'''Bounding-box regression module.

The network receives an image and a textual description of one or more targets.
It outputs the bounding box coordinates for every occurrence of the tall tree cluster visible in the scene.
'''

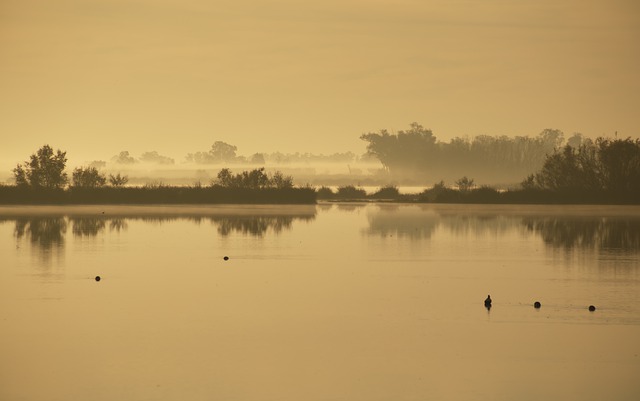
[13,145,68,188]
[532,138,640,194]
[360,124,569,183]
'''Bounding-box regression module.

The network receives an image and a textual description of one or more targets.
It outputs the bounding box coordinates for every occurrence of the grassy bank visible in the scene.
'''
[0,185,317,205]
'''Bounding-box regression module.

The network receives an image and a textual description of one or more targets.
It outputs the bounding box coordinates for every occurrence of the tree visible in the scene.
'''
[269,171,293,189]
[336,185,367,198]
[360,123,438,176]
[88,160,107,169]
[534,143,600,191]
[520,174,537,190]
[214,168,292,189]
[72,167,107,188]
[210,141,238,162]
[186,141,239,164]
[109,173,129,187]
[216,168,235,187]
[531,137,640,194]
[111,151,137,164]
[140,151,175,165]
[239,168,269,189]
[13,145,68,188]
[538,128,565,152]
[455,176,474,192]
[597,138,640,193]
[250,153,266,164]
[566,133,584,149]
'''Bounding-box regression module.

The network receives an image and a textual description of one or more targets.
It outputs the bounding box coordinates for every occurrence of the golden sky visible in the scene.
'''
[1,0,639,163]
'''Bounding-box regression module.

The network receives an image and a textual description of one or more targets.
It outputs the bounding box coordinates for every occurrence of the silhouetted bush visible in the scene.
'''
[335,185,367,199]
[316,186,335,199]
[72,167,107,188]
[370,185,400,199]
[466,186,501,203]
[214,168,293,189]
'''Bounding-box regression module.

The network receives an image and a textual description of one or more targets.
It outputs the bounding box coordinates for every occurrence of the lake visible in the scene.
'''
[1,204,639,401]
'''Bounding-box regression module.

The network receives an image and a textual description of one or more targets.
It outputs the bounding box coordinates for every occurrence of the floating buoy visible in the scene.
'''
[534,301,541,308]
[484,295,492,307]
[223,256,229,261]
[588,305,596,312]
[95,276,101,282]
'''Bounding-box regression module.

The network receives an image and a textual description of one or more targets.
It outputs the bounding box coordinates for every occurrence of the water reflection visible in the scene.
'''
[366,206,439,239]
[1,208,316,253]
[71,217,107,237]
[365,205,520,239]
[365,205,640,254]
[523,217,640,252]
[211,215,308,236]
[335,203,367,212]
[109,218,128,232]
[13,217,67,251]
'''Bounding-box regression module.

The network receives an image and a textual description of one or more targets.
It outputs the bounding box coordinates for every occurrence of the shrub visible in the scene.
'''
[336,185,367,199]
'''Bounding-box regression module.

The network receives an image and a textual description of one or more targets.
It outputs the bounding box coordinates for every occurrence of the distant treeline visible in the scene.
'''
[185,142,360,165]
[361,123,574,183]
[102,142,363,167]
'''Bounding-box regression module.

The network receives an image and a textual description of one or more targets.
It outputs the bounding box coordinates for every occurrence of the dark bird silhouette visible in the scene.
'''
[484,295,492,307]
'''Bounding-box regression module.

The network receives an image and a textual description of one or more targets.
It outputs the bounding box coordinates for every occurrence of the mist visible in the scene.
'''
[0,125,617,192]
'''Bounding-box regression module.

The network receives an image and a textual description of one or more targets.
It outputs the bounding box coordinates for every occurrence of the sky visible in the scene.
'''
[1,0,639,165]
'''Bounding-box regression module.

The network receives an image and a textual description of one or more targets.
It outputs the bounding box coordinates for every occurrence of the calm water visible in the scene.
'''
[1,204,639,401]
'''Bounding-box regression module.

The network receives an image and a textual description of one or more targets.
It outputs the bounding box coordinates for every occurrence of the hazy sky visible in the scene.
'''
[1,0,639,164]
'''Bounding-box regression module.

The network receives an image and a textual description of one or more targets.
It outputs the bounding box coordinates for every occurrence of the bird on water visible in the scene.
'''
[484,295,492,307]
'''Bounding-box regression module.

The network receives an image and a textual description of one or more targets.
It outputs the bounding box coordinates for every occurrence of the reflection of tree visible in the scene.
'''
[366,207,439,239]
[212,215,314,236]
[14,217,67,251]
[438,213,520,237]
[124,214,314,236]
[336,203,367,212]
[365,207,640,254]
[71,217,107,237]
[109,218,128,232]
[524,217,640,252]
[4,210,316,250]
[366,206,521,240]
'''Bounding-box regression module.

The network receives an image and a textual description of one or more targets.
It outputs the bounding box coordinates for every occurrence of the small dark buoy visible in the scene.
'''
[223,256,229,261]
[95,276,101,282]
[534,301,541,309]
[484,295,492,307]
[588,305,596,312]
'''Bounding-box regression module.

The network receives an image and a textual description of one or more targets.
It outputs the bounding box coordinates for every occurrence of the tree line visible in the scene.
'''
[5,128,640,204]
[3,145,316,205]
[13,145,129,188]
[9,145,301,191]
[100,142,361,167]
[360,123,574,183]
